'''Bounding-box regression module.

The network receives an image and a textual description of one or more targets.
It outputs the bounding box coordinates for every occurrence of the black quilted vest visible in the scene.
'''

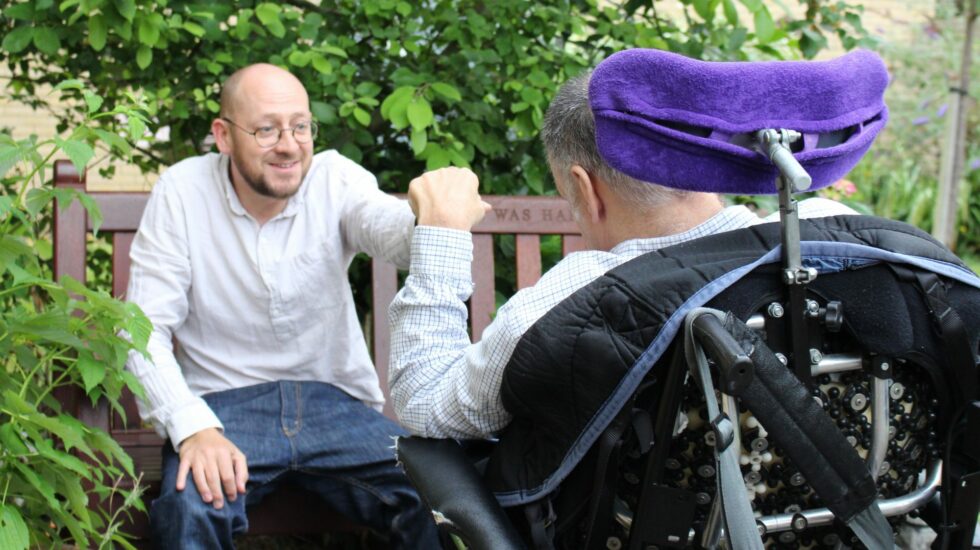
[484,215,980,505]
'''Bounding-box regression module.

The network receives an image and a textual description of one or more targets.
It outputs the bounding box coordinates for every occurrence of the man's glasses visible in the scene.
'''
[221,117,318,148]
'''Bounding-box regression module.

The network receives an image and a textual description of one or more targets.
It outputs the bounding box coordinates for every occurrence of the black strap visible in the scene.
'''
[583,408,630,550]
[891,266,977,411]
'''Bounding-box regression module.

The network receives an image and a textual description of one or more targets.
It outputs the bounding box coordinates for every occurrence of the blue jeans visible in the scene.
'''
[149,381,439,549]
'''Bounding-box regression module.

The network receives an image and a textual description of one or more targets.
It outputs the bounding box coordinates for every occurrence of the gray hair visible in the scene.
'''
[540,71,685,208]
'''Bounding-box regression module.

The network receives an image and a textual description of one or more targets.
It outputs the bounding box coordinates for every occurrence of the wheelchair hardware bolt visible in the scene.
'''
[779,531,797,544]
[879,461,891,476]
[606,536,622,550]
[696,492,712,505]
[890,382,905,400]
[697,464,716,478]
[791,513,808,532]
[881,361,890,372]
[775,353,788,366]
[889,425,897,440]
[757,522,767,536]
[744,471,762,484]
[846,435,858,446]
[624,472,640,484]
[704,432,716,446]
[665,458,681,470]
[806,300,820,316]
[751,437,769,452]
[784,503,802,514]
[850,393,867,411]
[767,303,784,318]
[789,473,806,486]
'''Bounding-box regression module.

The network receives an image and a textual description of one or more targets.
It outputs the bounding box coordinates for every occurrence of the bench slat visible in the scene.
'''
[470,234,496,340]
[516,234,542,289]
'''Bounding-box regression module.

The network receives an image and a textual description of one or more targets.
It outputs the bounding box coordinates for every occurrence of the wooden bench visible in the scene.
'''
[51,160,583,541]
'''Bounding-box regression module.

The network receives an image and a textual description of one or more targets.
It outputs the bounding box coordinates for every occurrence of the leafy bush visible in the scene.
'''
[0,83,151,549]
[835,3,980,257]
[1,0,871,193]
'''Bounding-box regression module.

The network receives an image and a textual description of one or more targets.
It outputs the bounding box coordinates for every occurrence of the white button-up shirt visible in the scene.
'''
[126,151,414,449]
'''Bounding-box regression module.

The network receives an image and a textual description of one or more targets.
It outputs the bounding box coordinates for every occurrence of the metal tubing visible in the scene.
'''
[868,377,891,480]
[811,353,863,375]
[688,461,943,542]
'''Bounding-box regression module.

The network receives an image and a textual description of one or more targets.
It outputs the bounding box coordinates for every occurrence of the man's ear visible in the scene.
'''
[211,118,232,155]
[570,164,604,224]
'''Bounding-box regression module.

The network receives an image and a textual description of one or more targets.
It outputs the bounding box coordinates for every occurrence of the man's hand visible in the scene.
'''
[408,167,492,231]
[176,428,248,509]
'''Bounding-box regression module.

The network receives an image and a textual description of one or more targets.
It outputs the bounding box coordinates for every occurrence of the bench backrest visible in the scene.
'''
[52,159,583,451]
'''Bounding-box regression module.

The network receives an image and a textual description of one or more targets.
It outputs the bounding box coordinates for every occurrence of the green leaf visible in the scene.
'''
[36,439,92,480]
[89,14,108,51]
[33,26,61,54]
[136,45,152,69]
[1,26,34,54]
[693,0,714,21]
[4,2,34,20]
[410,128,427,155]
[739,0,762,11]
[25,188,55,217]
[288,49,311,67]
[406,98,434,131]
[321,44,348,58]
[183,21,206,37]
[0,505,29,550]
[0,424,29,455]
[83,90,104,114]
[527,70,550,88]
[355,81,382,98]
[138,16,161,45]
[425,145,450,170]
[53,79,84,92]
[12,461,59,508]
[311,54,332,75]
[128,115,147,140]
[753,7,776,44]
[431,82,461,102]
[352,107,371,127]
[722,0,739,25]
[396,1,411,16]
[55,137,95,175]
[114,0,137,21]
[77,352,107,393]
[0,143,22,178]
[93,128,133,156]
[255,3,285,37]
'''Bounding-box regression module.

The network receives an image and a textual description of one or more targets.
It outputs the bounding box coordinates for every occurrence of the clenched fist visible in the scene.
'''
[408,167,492,231]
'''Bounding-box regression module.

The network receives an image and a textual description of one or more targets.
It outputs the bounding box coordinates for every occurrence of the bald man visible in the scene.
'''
[125,64,438,548]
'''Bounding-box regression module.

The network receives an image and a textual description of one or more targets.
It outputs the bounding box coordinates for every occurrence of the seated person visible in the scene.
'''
[125,63,438,548]
[388,61,855,440]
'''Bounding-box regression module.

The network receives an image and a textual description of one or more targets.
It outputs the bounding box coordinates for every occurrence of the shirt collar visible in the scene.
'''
[609,204,760,257]
[218,154,307,220]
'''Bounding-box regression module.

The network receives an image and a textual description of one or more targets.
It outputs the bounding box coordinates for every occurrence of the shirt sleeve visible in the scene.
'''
[124,178,223,451]
[388,226,610,439]
[338,157,415,269]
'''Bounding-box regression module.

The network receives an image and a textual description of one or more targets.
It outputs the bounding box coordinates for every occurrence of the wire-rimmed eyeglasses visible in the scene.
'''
[221,117,318,148]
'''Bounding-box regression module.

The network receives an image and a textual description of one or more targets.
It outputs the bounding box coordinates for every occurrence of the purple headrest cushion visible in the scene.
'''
[590,48,889,194]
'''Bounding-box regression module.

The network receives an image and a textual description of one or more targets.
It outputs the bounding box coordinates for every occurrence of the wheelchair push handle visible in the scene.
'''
[691,313,755,396]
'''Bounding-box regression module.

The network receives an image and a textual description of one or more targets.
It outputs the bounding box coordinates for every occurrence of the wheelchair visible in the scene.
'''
[396,49,980,550]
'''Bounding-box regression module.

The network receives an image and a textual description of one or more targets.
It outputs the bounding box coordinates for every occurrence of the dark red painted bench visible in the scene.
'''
[52,159,583,540]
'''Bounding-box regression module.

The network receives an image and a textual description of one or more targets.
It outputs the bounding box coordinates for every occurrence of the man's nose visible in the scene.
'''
[272,129,300,153]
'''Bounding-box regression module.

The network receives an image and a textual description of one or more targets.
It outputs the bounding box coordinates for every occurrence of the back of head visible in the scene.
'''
[541,72,687,209]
